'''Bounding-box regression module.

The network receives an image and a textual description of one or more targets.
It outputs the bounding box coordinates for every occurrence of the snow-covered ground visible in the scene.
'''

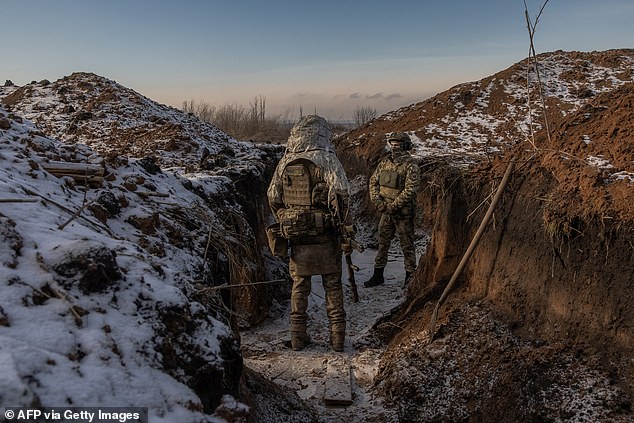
[0,106,243,422]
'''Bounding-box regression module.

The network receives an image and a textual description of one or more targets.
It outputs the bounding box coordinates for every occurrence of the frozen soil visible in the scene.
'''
[377,297,633,422]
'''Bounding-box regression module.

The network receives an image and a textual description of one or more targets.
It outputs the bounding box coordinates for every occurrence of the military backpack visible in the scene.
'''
[278,158,334,241]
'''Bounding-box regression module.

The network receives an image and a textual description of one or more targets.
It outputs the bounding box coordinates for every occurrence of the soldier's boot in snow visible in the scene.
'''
[330,331,345,352]
[290,331,311,351]
[363,267,385,288]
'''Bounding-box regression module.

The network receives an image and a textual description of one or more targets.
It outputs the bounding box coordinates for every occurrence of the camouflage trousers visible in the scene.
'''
[374,212,417,272]
[288,260,346,336]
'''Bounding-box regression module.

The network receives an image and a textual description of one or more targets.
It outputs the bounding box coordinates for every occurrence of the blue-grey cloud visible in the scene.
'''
[386,93,402,100]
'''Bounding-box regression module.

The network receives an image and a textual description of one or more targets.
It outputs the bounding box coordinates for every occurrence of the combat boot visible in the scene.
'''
[330,331,345,352]
[364,267,385,287]
[290,331,311,351]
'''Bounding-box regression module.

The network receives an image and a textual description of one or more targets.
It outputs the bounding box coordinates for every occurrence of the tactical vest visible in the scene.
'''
[278,159,334,241]
[282,160,316,207]
[378,168,405,201]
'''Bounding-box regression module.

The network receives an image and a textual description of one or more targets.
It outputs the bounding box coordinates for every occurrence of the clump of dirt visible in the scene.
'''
[53,246,122,294]
[0,213,22,269]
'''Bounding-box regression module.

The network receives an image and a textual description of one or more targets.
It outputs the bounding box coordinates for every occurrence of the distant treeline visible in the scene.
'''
[181,97,375,143]
[182,96,291,143]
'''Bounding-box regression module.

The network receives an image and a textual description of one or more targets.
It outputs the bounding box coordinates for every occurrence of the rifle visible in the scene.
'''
[340,224,364,303]
[345,251,359,302]
[332,194,364,302]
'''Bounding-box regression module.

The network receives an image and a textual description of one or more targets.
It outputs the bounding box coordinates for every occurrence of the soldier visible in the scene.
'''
[267,115,352,352]
[364,132,420,287]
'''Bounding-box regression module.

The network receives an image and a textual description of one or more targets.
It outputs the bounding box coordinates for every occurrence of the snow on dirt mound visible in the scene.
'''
[538,81,634,224]
[1,71,282,323]
[337,49,634,172]
[0,106,251,421]
[0,72,263,171]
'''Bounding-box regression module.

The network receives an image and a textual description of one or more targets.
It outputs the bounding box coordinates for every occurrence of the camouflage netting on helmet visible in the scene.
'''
[267,115,350,207]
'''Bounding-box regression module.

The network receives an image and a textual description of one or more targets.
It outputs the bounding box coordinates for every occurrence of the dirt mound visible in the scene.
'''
[0,72,261,171]
[334,50,634,421]
[335,49,634,175]
[1,74,285,419]
[1,73,284,326]
[539,82,634,224]
[0,105,246,419]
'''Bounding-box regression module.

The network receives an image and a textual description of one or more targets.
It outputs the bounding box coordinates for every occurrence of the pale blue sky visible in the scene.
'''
[2,1,633,120]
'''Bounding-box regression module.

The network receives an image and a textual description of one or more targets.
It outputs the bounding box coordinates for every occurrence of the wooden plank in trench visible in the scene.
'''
[323,356,353,406]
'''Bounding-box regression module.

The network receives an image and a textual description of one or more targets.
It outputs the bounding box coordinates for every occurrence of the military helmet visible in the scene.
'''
[386,132,412,150]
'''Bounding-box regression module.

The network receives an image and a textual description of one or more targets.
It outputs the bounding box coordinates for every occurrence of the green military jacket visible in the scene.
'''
[369,152,420,211]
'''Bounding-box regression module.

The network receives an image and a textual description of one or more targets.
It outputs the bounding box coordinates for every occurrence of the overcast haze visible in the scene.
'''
[2,0,633,120]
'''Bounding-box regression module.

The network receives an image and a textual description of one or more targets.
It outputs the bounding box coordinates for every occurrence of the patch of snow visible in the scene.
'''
[586,155,614,169]
[610,170,634,184]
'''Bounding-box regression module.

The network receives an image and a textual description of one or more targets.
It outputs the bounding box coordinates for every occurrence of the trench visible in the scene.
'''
[230,162,430,420]
[226,149,633,421]
[370,162,634,421]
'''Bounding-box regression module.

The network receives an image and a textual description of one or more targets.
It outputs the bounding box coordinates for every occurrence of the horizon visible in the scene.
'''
[2,0,633,120]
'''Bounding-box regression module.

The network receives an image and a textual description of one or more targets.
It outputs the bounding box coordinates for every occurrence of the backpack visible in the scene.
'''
[278,158,334,240]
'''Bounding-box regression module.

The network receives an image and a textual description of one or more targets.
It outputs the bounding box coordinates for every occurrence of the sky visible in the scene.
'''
[2,0,633,121]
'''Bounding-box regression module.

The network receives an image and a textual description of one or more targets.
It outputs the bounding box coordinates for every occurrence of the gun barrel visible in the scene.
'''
[345,253,359,303]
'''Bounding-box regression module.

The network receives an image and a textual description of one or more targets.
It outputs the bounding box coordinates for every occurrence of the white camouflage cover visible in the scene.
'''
[267,115,350,209]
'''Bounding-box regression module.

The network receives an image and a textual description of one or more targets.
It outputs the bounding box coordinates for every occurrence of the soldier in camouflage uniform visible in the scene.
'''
[267,115,352,352]
[364,132,420,287]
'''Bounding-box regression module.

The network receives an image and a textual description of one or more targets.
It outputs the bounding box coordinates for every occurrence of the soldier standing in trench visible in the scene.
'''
[267,115,353,352]
[364,132,420,287]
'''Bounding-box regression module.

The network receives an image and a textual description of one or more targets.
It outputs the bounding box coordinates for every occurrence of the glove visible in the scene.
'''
[341,242,353,254]
[375,201,387,213]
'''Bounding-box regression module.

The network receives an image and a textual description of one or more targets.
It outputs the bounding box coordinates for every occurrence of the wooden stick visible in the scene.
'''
[42,161,104,175]
[58,201,93,230]
[0,198,39,203]
[425,157,516,344]
[19,185,116,237]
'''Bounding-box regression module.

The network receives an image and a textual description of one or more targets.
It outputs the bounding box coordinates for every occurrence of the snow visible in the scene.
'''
[610,170,634,184]
[586,155,614,169]
[2,50,633,421]
[0,105,240,421]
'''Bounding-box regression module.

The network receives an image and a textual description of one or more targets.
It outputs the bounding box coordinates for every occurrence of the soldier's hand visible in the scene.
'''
[341,242,353,254]
[376,201,387,213]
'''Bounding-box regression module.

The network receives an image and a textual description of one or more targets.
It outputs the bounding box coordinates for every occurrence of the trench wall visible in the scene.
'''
[416,169,634,353]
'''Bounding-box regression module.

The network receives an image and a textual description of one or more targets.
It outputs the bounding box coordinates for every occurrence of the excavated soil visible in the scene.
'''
[333,51,634,422]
